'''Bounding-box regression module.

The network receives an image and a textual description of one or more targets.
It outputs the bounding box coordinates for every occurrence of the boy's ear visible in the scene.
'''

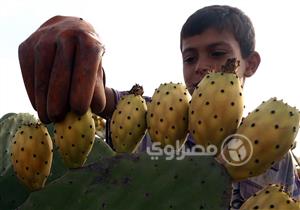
[244,51,261,77]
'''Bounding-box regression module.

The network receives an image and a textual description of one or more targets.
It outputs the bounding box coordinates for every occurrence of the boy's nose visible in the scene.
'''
[194,63,213,75]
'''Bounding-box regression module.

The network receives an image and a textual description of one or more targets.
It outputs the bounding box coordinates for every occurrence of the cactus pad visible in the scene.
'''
[20,154,232,210]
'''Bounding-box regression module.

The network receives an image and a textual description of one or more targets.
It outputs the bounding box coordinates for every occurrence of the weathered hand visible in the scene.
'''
[18,16,106,123]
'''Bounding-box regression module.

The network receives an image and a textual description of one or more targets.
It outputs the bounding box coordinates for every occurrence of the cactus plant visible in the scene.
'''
[147,82,190,149]
[54,108,96,168]
[0,113,37,176]
[19,153,232,210]
[222,98,300,180]
[240,184,300,209]
[189,58,244,154]
[11,123,53,191]
[111,84,147,153]
[0,167,30,210]
[0,112,114,210]
[0,113,37,209]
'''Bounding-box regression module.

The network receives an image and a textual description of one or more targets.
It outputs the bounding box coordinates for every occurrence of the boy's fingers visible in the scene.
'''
[18,41,36,111]
[91,65,106,115]
[70,32,104,115]
[47,34,75,122]
[34,39,56,124]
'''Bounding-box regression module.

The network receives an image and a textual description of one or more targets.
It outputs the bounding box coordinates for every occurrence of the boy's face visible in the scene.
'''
[181,28,257,95]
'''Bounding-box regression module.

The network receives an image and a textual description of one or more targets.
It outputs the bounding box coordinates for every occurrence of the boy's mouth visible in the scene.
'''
[186,75,206,91]
[188,83,198,89]
[186,83,199,95]
[186,71,211,94]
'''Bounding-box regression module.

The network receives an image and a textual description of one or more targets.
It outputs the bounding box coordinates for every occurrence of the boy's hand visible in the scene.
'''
[18,16,106,123]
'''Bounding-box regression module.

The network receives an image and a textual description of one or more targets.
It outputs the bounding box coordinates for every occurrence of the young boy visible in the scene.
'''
[18,5,300,209]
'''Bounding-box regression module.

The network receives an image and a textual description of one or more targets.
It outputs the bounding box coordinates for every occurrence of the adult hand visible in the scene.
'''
[19,16,106,123]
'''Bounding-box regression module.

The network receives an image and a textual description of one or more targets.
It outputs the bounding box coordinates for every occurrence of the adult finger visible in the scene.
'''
[70,31,104,115]
[91,65,106,114]
[18,40,36,111]
[34,39,56,123]
[47,33,76,122]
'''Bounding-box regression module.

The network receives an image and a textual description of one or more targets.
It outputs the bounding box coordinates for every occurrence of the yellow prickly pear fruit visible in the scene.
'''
[92,113,106,139]
[189,58,244,154]
[147,82,190,149]
[11,123,53,191]
[222,98,299,180]
[111,84,147,153]
[54,108,95,168]
[240,184,300,209]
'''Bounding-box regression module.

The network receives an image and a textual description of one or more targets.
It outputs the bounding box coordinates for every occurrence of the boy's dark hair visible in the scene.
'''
[180,5,255,58]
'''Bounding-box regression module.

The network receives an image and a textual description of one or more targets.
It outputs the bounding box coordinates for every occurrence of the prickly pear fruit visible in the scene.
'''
[240,184,300,209]
[222,98,299,180]
[11,123,53,191]
[111,84,147,153]
[147,82,190,148]
[92,113,106,139]
[189,58,244,154]
[0,113,37,176]
[54,108,95,168]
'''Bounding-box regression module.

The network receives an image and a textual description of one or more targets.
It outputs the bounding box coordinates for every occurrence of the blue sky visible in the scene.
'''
[1,0,300,155]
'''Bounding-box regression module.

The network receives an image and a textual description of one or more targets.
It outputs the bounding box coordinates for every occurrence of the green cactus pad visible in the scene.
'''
[0,167,30,210]
[19,154,232,210]
[0,113,17,123]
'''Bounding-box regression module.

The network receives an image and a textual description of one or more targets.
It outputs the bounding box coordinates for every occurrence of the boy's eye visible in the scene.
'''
[183,56,196,64]
[210,51,226,57]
